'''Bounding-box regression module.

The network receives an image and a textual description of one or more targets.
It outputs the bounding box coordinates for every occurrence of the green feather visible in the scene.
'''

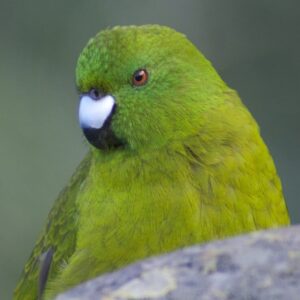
[14,154,91,300]
[14,25,289,300]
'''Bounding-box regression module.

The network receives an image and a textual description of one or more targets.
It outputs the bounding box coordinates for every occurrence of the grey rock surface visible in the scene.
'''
[56,225,300,300]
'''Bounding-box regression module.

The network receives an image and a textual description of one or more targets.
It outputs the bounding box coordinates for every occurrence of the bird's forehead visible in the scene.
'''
[76,26,188,91]
[89,29,153,62]
[79,30,144,73]
[82,25,182,63]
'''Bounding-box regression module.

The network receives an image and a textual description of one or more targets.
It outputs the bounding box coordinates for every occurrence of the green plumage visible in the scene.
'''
[14,25,289,300]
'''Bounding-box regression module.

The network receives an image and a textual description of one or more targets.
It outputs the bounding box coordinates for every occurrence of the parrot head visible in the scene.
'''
[76,25,226,151]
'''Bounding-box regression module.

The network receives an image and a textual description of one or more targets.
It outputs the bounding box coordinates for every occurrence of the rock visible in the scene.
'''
[56,225,300,300]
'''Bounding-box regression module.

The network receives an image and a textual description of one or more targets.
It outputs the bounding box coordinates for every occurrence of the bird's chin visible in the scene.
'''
[82,127,124,151]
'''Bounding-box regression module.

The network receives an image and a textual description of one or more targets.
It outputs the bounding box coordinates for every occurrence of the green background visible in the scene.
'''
[0,1,299,299]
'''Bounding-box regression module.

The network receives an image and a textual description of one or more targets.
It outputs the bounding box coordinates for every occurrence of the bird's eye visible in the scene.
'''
[89,88,101,100]
[132,69,148,87]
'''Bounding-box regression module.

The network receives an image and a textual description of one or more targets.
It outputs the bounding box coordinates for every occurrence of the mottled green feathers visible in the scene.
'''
[14,25,289,300]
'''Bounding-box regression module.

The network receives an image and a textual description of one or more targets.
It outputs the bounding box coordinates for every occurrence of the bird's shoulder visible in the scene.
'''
[14,152,92,300]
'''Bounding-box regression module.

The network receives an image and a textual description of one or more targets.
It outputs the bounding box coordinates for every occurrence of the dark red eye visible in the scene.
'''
[132,69,148,86]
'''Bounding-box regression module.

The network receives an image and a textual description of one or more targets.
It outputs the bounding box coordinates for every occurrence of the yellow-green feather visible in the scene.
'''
[14,25,289,300]
[14,154,91,300]
[46,89,288,298]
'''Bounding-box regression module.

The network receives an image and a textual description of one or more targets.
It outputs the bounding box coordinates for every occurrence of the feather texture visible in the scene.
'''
[14,25,289,300]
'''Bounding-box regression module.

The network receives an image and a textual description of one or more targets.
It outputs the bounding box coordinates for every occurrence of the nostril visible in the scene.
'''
[89,88,103,100]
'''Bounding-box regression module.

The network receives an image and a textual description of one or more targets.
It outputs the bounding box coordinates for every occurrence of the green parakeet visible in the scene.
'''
[14,25,290,300]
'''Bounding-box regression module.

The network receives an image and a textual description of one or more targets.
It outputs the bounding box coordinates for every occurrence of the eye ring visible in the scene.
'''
[132,69,148,87]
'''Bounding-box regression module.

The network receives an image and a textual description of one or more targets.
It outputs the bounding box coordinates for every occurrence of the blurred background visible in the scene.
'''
[0,0,299,299]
